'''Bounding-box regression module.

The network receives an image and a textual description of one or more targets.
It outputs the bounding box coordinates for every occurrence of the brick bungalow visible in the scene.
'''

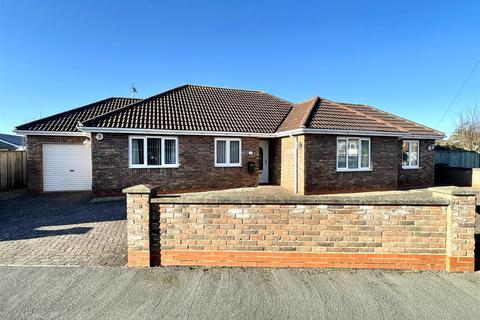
[15,84,444,194]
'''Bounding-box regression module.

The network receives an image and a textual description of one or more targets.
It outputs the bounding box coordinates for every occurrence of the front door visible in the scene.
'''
[259,140,269,184]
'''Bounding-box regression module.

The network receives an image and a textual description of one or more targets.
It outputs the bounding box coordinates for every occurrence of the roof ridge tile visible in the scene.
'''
[185,84,263,93]
[300,96,319,128]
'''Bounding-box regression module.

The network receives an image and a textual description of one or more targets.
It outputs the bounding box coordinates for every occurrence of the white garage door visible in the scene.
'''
[43,144,92,192]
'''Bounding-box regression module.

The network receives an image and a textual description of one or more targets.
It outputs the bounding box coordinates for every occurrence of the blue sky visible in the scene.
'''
[1,0,479,136]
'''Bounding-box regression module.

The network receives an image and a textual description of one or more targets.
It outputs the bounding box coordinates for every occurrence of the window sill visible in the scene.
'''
[129,165,180,169]
[336,168,372,172]
[215,164,242,168]
[402,166,421,170]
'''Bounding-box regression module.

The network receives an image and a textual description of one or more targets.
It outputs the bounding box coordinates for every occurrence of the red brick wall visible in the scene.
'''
[25,135,87,191]
[91,133,260,193]
[398,139,435,189]
[303,135,399,194]
[157,203,447,256]
[125,187,476,272]
[268,138,281,185]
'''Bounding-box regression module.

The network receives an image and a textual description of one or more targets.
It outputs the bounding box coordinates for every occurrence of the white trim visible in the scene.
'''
[128,136,179,169]
[79,126,444,140]
[336,137,371,172]
[402,140,420,169]
[402,166,421,170]
[284,129,444,140]
[214,138,242,167]
[14,130,88,137]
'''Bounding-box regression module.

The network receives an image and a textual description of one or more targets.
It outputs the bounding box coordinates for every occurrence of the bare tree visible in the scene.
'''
[448,106,480,152]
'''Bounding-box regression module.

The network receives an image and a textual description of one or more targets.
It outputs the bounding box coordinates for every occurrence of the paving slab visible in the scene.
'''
[0,193,126,266]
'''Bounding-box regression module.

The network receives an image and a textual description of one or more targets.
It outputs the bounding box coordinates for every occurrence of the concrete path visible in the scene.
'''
[0,193,126,266]
[1,266,479,320]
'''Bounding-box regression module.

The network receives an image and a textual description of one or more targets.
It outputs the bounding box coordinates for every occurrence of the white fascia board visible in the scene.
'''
[14,130,88,137]
[78,126,444,140]
[406,135,445,140]
[276,129,444,140]
[279,128,403,137]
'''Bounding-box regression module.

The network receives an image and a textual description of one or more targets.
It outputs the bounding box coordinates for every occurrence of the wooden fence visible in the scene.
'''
[0,151,27,191]
[435,150,480,168]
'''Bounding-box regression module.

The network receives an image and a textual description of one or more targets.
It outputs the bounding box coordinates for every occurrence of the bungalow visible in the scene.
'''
[15,84,444,194]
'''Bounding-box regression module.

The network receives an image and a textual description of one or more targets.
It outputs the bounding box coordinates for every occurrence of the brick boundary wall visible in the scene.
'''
[124,185,155,267]
[123,186,476,272]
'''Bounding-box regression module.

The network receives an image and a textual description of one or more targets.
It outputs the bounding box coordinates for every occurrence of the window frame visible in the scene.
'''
[336,137,371,172]
[402,140,420,169]
[214,137,242,167]
[128,136,179,168]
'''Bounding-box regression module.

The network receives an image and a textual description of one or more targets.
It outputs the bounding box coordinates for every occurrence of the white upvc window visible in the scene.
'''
[215,138,242,167]
[336,137,371,171]
[402,140,420,169]
[129,136,179,168]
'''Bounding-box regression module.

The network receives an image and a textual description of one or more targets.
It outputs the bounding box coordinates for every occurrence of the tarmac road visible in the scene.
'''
[0,266,479,320]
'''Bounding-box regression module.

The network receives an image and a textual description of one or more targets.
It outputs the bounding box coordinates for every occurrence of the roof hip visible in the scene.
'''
[322,98,408,133]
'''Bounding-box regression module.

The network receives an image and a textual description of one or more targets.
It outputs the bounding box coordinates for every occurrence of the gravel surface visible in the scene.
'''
[0,266,479,320]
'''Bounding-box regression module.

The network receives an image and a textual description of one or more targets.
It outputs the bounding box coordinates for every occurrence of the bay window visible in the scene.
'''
[337,137,371,171]
[215,138,241,167]
[129,136,178,168]
[402,140,419,168]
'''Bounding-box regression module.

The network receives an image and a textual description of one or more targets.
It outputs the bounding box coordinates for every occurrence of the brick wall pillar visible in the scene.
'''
[431,187,476,272]
[123,184,157,267]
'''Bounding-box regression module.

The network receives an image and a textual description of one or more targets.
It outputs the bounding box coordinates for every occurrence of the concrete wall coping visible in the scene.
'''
[150,195,450,206]
[122,184,159,194]
[428,186,477,196]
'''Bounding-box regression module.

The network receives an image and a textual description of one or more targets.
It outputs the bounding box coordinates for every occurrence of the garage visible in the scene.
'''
[42,144,92,192]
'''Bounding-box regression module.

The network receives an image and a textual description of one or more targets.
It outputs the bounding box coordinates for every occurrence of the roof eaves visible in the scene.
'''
[359,102,445,137]
[15,97,118,131]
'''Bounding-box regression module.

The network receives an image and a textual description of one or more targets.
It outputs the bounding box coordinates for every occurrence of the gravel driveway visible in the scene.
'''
[0,266,479,320]
[0,193,126,266]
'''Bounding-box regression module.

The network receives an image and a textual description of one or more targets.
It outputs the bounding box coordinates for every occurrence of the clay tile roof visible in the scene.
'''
[276,97,443,138]
[16,97,141,132]
[82,85,295,133]
[277,97,318,132]
[336,102,444,137]
[16,85,442,139]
